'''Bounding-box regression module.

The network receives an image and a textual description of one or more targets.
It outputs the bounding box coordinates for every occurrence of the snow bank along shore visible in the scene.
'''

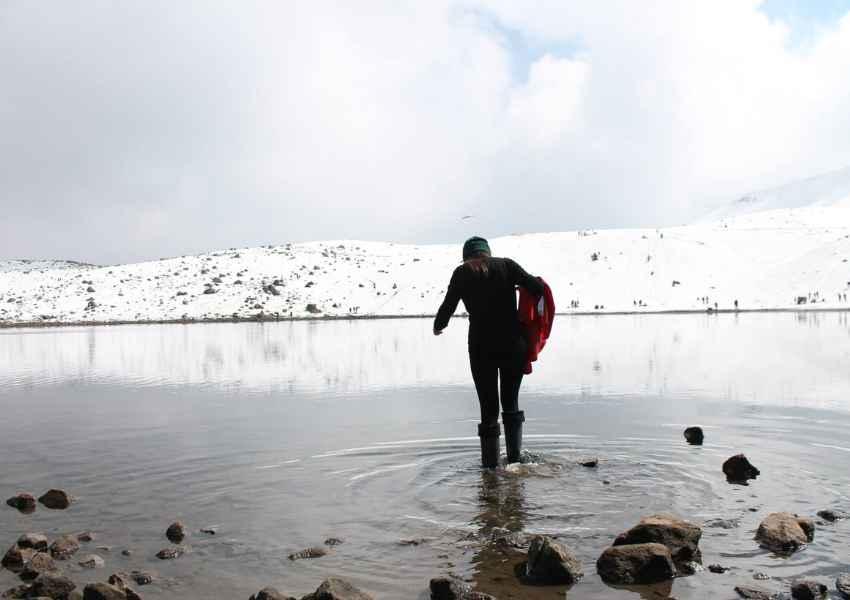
[2,203,850,327]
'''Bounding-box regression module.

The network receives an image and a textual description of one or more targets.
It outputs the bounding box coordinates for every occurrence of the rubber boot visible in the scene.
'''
[477,423,501,469]
[502,410,525,463]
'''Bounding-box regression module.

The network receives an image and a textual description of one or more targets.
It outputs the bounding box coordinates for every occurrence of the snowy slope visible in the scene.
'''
[1,203,850,325]
[0,259,94,273]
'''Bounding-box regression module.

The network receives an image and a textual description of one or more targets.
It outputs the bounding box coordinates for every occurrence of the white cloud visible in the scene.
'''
[2,0,850,262]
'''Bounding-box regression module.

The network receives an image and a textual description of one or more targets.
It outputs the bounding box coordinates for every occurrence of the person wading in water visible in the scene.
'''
[433,237,544,468]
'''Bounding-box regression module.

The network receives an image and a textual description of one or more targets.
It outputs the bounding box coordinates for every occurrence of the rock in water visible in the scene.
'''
[837,574,850,598]
[38,489,73,510]
[0,584,32,599]
[735,585,775,599]
[428,576,495,600]
[302,578,374,600]
[817,509,848,522]
[596,543,676,584]
[20,552,56,581]
[17,533,49,551]
[523,535,583,585]
[5,493,37,513]
[755,512,814,554]
[249,588,296,600]
[82,583,127,600]
[683,427,704,445]
[613,514,702,564]
[30,573,77,599]
[791,580,827,599]
[165,522,186,543]
[78,554,105,568]
[2,545,34,571]
[723,454,760,483]
[287,547,327,561]
[50,535,81,560]
[708,564,729,573]
[155,547,183,560]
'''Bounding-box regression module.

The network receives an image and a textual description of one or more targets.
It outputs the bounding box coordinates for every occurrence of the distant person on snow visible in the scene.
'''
[433,237,546,468]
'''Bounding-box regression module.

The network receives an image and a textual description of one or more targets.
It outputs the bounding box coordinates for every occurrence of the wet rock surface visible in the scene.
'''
[20,552,57,581]
[38,490,73,510]
[30,573,77,599]
[78,554,105,568]
[837,574,850,598]
[723,454,760,483]
[1,545,33,571]
[301,577,373,600]
[612,514,702,564]
[288,547,327,561]
[82,582,127,600]
[791,580,827,599]
[755,513,814,554]
[5,494,36,514]
[521,535,583,585]
[735,585,777,599]
[50,536,81,560]
[596,542,676,584]
[155,547,183,560]
[248,587,296,600]
[165,522,186,543]
[816,509,848,522]
[17,534,49,551]
[683,426,704,445]
[428,577,495,599]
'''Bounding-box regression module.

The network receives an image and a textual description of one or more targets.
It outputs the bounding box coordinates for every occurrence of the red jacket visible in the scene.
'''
[517,278,554,374]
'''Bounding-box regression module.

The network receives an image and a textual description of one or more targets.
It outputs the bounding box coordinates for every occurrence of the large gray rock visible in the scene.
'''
[613,514,702,564]
[837,574,850,598]
[38,490,73,510]
[301,578,373,600]
[82,583,126,600]
[30,573,77,599]
[249,588,296,600]
[791,580,827,599]
[596,543,676,584]
[50,536,81,560]
[735,586,776,599]
[755,513,814,554]
[523,535,583,585]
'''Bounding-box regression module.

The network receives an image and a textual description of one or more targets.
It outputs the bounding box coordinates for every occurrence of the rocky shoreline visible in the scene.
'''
[3,427,849,599]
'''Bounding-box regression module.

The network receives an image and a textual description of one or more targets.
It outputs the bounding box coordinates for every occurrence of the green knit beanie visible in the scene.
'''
[462,236,491,260]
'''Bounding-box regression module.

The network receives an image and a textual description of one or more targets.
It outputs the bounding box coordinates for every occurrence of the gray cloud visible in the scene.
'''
[3,0,850,264]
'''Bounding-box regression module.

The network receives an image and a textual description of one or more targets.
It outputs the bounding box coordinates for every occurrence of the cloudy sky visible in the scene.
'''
[3,0,850,264]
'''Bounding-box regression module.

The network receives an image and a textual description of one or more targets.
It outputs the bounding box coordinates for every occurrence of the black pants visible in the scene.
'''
[469,337,526,427]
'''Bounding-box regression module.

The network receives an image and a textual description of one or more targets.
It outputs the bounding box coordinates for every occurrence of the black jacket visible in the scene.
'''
[434,257,544,352]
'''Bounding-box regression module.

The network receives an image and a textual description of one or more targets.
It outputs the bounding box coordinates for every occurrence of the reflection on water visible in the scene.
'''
[0,314,849,599]
[2,312,850,408]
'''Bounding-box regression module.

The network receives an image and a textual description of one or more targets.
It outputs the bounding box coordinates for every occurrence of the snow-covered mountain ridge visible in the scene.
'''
[2,202,850,325]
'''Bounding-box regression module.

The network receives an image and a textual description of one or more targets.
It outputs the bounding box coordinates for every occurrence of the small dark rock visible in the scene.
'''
[723,454,760,483]
[130,571,153,586]
[683,426,704,445]
[305,303,322,314]
[5,493,36,514]
[708,564,729,573]
[165,522,186,543]
[523,535,583,585]
[323,538,344,546]
[78,554,105,568]
[817,509,848,522]
[791,580,827,600]
[1,545,33,571]
[0,584,31,599]
[200,527,217,535]
[38,489,73,510]
[76,532,95,543]
[704,518,739,529]
[428,576,495,599]
[579,458,598,468]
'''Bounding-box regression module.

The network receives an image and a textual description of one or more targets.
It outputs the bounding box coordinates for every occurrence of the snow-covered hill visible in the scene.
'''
[2,201,850,325]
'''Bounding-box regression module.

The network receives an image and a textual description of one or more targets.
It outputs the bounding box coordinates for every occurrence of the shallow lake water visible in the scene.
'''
[1,313,849,599]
